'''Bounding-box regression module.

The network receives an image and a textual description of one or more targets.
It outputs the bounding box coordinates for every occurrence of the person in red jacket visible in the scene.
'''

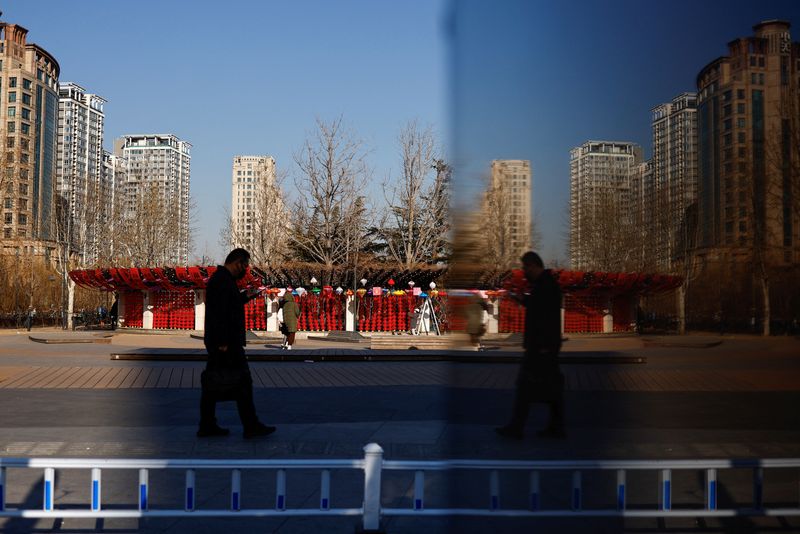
[496,251,565,440]
[198,248,275,439]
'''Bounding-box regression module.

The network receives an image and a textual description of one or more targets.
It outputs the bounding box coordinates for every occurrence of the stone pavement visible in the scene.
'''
[0,329,798,532]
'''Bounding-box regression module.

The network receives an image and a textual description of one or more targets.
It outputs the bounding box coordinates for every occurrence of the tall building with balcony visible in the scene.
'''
[0,22,60,258]
[56,82,107,264]
[114,134,191,264]
[696,20,800,265]
[231,155,275,246]
[101,150,127,260]
[489,159,532,260]
[650,92,698,270]
[569,141,643,270]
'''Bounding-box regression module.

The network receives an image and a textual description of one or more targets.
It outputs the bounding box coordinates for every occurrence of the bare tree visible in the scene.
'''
[118,185,184,266]
[375,122,450,268]
[288,116,372,272]
[571,190,646,272]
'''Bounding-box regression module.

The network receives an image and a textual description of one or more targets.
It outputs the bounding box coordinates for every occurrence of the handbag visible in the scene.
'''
[201,366,248,394]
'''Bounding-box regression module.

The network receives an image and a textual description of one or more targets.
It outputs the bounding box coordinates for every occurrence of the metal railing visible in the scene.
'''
[0,444,799,531]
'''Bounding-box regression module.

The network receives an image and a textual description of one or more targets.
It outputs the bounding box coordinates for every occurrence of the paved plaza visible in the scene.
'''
[0,329,798,532]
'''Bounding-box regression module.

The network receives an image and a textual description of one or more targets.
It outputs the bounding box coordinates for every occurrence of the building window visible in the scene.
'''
[8,77,16,88]
[19,183,27,195]
[22,79,32,90]
[737,118,746,128]
[6,121,14,133]
[759,73,764,85]
[19,199,26,210]
[20,123,29,135]
[3,228,9,239]
[5,153,13,163]
[758,56,765,68]
[17,229,25,238]
[7,106,14,117]
[17,214,26,225]
[737,103,745,114]
[21,93,30,105]
[3,213,11,224]
[6,138,13,148]
[20,108,30,120]
[20,153,28,164]
[7,91,15,103]
[19,169,27,180]
[4,181,11,193]
[737,89,745,99]
[3,198,12,209]
[20,138,28,150]
[723,90,732,102]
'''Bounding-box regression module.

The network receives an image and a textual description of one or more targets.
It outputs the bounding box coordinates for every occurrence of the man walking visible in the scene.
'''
[198,248,275,439]
[496,251,565,440]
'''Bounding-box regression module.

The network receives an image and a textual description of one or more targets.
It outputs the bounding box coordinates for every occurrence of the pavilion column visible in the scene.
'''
[602,298,613,333]
[143,290,154,330]
[194,290,205,331]
[266,295,280,332]
[486,298,499,334]
[345,295,355,332]
[117,292,126,329]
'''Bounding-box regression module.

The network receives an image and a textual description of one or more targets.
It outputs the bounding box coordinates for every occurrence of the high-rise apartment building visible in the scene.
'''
[569,141,643,270]
[101,150,127,259]
[696,20,800,265]
[114,134,191,264]
[489,159,532,261]
[56,82,107,264]
[0,22,60,257]
[650,92,698,270]
[230,155,287,263]
[231,155,275,245]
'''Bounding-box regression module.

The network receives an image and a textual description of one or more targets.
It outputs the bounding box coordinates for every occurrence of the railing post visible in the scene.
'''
[753,467,763,510]
[43,467,55,512]
[185,469,196,512]
[490,470,500,510]
[414,471,424,511]
[362,443,384,532]
[231,469,241,511]
[529,471,540,511]
[660,469,672,511]
[0,466,5,512]
[320,470,331,511]
[706,468,717,511]
[276,469,287,511]
[91,468,101,512]
[616,469,626,511]
[138,469,148,511]
[571,471,582,511]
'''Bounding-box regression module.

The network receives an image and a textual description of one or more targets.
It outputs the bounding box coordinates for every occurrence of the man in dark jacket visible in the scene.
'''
[496,251,565,440]
[198,248,275,439]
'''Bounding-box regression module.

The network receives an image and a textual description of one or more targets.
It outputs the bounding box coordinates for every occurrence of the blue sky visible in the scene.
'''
[8,0,446,262]
[8,0,800,267]
[450,0,800,264]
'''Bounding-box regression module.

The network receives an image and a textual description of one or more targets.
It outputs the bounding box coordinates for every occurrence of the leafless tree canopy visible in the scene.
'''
[288,117,372,269]
[375,121,450,268]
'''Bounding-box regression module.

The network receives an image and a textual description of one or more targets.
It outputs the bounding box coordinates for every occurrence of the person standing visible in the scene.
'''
[198,248,275,439]
[496,251,565,440]
[465,293,489,350]
[25,306,34,331]
[281,292,301,350]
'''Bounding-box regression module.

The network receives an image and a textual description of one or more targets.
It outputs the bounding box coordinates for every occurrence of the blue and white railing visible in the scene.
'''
[1,444,799,531]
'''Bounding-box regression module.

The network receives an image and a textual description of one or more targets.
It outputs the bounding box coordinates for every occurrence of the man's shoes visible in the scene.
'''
[243,423,277,439]
[494,425,524,440]
[536,427,566,439]
[196,425,230,438]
